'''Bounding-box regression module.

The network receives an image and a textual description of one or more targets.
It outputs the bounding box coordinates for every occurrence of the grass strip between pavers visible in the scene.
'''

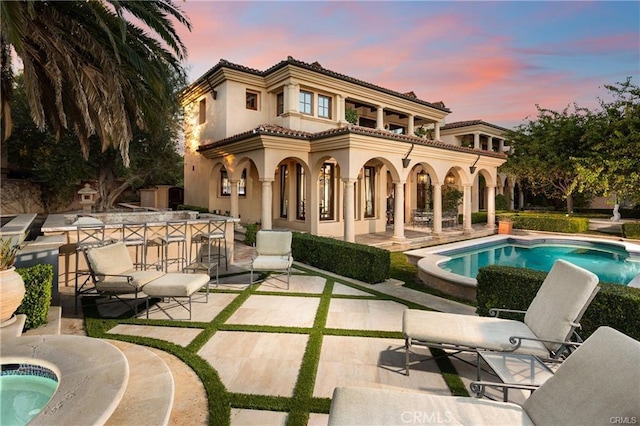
[83,267,469,425]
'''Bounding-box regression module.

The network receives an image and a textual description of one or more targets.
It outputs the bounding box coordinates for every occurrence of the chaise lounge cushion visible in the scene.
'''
[523,259,599,351]
[523,326,640,425]
[85,242,164,292]
[142,273,210,298]
[403,310,550,357]
[329,387,534,425]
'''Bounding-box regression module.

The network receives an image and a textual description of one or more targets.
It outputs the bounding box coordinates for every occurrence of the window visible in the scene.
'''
[417,171,431,210]
[296,164,306,220]
[246,91,258,110]
[318,95,331,118]
[299,90,312,115]
[239,169,246,196]
[364,166,375,218]
[198,98,206,124]
[319,163,334,220]
[279,165,288,218]
[220,169,231,196]
[276,92,284,116]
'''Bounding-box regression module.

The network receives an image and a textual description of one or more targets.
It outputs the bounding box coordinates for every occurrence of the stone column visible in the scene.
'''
[286,83,298,113]
[337,94,346,125]
[343,178,356,242]
[261,179,273,230]
[486,185,496,229]
[432,183,443,235]
[498,139,505,152]
[376,105,384,130]
[393,181,405,240]
[434,122,441,141]
[519,187,525,210]
[488,136,494,152]
[463,184,473,233]
[473,132,480,150]
[407,114,415,137]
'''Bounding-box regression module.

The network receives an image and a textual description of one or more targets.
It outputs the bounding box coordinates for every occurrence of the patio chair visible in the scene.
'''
[250,230,293,289]
[328,326,639,425]
[84,242,210,319]
[403,259,600,375]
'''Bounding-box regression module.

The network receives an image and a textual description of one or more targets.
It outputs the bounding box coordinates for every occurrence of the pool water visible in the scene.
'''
[441,243,640,285]
[0,366,58,426]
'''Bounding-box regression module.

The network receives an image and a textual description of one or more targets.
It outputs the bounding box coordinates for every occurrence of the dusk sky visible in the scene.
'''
[173,1,639,129]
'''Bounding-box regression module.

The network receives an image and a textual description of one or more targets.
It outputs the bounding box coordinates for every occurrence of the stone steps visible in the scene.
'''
[105,340,175,426]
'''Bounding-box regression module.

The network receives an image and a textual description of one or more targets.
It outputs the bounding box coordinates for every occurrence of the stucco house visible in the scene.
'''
[181,56,509,242]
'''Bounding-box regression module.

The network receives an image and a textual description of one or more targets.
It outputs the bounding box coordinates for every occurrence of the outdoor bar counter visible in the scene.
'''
[41,212,239,289]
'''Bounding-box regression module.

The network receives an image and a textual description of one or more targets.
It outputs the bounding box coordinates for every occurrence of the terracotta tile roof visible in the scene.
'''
[198,124,506,160]
[189,57,451,113]
[442,120,510,132]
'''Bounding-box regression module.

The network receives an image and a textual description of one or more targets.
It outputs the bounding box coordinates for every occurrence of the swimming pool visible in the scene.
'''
[404,235,640,302]
[441,240,640,286]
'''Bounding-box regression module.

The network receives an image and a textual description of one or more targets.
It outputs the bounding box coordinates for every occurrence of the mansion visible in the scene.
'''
[182,56,513,242]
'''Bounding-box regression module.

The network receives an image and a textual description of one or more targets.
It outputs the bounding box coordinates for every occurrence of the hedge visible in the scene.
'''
[16,264,53,330]
[292,232,390,283]
[476,265,640,341]
[508,214,590,233]
[622,222,640,239]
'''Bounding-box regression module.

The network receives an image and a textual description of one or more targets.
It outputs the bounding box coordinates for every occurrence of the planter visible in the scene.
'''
[498,221,513,235]
[0,267,26,324]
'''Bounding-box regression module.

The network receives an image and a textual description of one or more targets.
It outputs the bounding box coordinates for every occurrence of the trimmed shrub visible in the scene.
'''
[495,194,509,211]
[511,214,589,233]
[16,264,53,330]
[292,232,390,283]
[244,223,259,246]
[476,265,640,341]
[472,211,488,224]
[622,222,640,239]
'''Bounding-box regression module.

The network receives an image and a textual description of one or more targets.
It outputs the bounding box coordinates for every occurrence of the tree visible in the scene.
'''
[5,73,184,212]
[502,105,588,213]
[1,0,191,166]
[574,78,640,206]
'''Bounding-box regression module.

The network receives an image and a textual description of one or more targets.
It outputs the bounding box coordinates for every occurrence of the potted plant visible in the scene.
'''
[497,215,513,234]
[0,237,26,324]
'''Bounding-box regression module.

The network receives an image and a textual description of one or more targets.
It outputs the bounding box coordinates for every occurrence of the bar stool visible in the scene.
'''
[74,223,107,313]
[158,221,188,272]
[121,223,147,270]
[189,219,228,270]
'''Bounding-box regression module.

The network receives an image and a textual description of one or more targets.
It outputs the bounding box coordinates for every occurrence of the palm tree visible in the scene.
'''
[0,0,191,166]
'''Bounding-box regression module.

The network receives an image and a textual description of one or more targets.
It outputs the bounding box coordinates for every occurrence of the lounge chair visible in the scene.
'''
[328,326,639,425]
[403,259,600,374]
[83,242,210,319]
[250,230,293,289]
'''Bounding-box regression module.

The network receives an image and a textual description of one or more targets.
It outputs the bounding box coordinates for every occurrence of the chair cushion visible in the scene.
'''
[328,386,534,425]
[86,242,134,275]
[524,327,640,425]
[252,255,293,271]
[143,273,210,297]
[403,310,549,357]
[95,269,165,293]
[524,259,599,351]
[256,230,292,256]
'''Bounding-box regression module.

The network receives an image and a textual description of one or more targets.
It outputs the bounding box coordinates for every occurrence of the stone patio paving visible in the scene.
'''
[59,238,510,425]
